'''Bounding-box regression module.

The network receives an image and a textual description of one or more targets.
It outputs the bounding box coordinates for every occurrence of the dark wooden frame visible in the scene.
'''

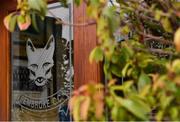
[0,1,102,120]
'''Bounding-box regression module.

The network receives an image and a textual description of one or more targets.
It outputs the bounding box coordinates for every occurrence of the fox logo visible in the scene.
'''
[26,35,55,86]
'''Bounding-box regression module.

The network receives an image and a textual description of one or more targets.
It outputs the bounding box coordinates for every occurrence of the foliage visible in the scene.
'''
[77,0,180,121]
[4,0,180,121]
[4,0,47,31]
[69,83,105,121]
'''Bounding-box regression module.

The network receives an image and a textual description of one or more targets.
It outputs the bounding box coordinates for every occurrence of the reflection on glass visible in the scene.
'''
[11,3,73,121]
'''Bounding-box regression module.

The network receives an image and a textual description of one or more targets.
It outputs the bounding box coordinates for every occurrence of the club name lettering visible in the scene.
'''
[18,93,68,110]
[20,97,50,110]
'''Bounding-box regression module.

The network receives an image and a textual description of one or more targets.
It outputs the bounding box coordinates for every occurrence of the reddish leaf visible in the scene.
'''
[80,97,91,120]
[18,15,31,30]
[68,96,77,112]
[93,91,104,119]
[4,13,16,31]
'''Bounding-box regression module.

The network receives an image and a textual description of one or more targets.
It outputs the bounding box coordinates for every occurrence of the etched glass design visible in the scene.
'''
[11,2,73,121]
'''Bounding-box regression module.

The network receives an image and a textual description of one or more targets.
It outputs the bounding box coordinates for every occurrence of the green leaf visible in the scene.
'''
[28,0,47,16]
[156,110,164,121]
[106,97,114,108]
[116,107,127,121]
[172,59,180,74]
[122,62,131,77]
[74,0,82,6]
[170,107,179,120]
[161,17,173,33]
[166,82,177,92]
[38,0,47,9]
[89,46,104,63]
[123,81,134,90]
[161,96,174,109]
[38,0,47,16]
[138,72,151,91]
[103,58,112,79]
[122,44,134,58]
[111,64,122,77]
[9,15,17,32]
[28,0,41,11]
[110,81,133,93]
[130,95,151,113]
[4,13,16,32]
[31,13,39,32]
[111,106,119,120]
[155,10,162,21]
[114,97,149,120]
[111,53,119,63]
[121,25,130,35]
[73,96,84,121]
[17,15,25,24]
[140,85,151,97]
[172,2,180,10]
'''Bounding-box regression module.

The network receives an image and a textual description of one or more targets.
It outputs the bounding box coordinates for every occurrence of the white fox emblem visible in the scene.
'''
[26,35,55,86]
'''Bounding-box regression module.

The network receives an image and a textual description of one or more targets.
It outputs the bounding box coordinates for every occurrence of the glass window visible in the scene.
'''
[11,2,73,121]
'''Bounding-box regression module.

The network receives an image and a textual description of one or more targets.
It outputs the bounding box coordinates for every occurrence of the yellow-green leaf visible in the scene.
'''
[89,46,104,63]
[138,72,151,91]
[161,17,173,33]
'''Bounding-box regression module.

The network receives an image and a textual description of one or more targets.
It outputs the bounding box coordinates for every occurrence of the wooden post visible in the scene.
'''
[73,3,102,89]
[0,3,12,121]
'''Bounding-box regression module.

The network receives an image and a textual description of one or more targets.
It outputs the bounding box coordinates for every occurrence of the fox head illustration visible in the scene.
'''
[26,35,55,86]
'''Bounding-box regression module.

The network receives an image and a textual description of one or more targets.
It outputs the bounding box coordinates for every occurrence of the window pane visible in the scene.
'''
[11,2,73,121]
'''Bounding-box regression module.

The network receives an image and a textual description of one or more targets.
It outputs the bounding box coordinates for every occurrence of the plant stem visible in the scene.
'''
[139,32,173,45]
[48,10,96,26]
